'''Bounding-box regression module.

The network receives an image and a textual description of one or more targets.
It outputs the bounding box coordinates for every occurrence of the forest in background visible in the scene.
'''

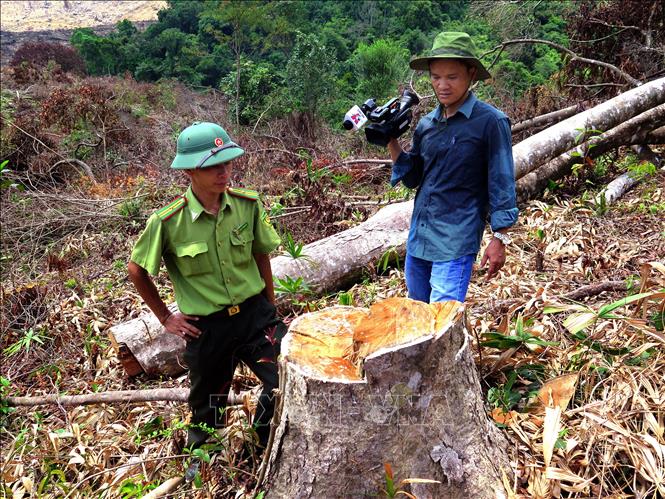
[65,0,572,126]
[1,0,664,497]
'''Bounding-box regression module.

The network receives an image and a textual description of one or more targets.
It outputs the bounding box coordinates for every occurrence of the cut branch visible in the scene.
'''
[511,104,581,134]
[4,387,248,407]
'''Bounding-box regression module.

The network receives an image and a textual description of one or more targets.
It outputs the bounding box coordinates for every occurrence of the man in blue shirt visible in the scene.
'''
[387,32,518,303]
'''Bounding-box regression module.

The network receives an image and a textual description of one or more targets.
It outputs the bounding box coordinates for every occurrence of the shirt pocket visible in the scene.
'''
[174,241,213,277]
[229,225,255,268]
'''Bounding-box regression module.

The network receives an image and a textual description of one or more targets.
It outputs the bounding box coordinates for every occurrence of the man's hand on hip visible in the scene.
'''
[163,312,201,341]
[480,238,506,281]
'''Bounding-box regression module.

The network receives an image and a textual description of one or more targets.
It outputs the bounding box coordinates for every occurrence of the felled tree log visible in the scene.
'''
[109,202,412,376]
[263,298,511,498]
[516,103,665,200]
[512,77,665,179]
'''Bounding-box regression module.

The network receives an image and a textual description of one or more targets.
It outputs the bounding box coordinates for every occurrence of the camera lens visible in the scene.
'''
[342,119,354,130]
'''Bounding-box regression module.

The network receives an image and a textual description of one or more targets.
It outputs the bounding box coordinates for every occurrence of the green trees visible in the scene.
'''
[286,32,337,117]
[67,0,575,125]
[351,39,409,102]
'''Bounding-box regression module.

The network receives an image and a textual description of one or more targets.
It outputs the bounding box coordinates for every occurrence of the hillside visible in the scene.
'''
[0,1,165,32]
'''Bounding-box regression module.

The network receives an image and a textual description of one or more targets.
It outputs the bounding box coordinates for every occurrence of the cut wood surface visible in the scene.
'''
[263,297,511,498]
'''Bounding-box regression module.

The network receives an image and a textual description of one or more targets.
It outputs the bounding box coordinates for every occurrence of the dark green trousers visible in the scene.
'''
[182,294,286,449]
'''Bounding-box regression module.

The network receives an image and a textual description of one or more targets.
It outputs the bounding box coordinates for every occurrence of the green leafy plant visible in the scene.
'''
[377,247,401,274]
[338,291,354,306]
[332,172,352,186]
[593,190,609,216]
[0,160,22,191]
[281,232,307,259]
[274,275,311,296]
[626,159,656,180]
[0,376,15,418]
[268,201,285,217]
[118,198,144,219]
[37,468,69,496]
[118,477,158,498]
[481,315,558,351]
[3,328,47,356]
[304,157,330,183]
[487,371,522,412]
[544,290,664,336]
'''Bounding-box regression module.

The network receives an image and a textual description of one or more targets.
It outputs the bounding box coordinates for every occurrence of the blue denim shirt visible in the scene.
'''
[391,93,518,262]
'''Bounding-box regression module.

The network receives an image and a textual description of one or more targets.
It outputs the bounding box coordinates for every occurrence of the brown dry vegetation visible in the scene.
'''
[1,62,664,498]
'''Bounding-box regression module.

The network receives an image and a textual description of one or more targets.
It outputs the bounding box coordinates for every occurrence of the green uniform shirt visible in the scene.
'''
[130,186,281,316]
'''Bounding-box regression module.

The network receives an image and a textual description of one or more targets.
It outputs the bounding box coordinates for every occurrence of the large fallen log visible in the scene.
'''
[516,103,665,200]
[512,77,665,179]
[262,298,511,498]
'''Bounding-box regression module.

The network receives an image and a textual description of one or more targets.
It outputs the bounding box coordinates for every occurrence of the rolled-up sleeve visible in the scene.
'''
[486,117,519,231]
[390,123,424,189]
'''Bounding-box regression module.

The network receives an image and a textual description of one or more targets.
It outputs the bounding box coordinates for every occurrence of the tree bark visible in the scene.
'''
[516,103,665,200]
[512,77,665,180]
[263,298,510,498]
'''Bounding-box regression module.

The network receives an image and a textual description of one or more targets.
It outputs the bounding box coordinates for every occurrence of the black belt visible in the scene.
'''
[204,294,262,320]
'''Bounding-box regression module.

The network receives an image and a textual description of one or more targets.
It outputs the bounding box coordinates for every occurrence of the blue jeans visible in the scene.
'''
[405,253,475,303]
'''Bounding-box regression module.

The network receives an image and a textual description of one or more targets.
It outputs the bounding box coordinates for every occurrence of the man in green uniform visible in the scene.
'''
[128,121,284,451]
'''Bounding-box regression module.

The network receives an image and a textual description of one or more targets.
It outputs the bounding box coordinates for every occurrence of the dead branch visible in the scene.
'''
[645,126,665,144]
[480,281,633,316]
[51,158,97,183]
[4,387,249,407]
[8,121,98,183]
[483,38,642,87]
[329,158,393,169]
[511,104,581,134]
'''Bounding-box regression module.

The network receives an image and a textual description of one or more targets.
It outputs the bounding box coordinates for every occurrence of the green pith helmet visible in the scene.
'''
[170,121,245,169]
[409,31,491,80]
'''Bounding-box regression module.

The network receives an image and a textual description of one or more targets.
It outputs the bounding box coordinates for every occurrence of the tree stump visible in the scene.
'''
[264,298,511,498]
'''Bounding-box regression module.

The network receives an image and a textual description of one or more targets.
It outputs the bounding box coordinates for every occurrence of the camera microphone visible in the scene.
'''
[342,105,369,131]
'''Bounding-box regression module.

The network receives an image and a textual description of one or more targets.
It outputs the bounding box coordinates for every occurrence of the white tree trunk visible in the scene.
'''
[512,77,665,179]
[263,299,510,498]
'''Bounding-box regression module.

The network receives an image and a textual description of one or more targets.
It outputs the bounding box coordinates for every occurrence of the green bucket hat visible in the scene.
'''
[170,122,245,169]
[409,31,491,80]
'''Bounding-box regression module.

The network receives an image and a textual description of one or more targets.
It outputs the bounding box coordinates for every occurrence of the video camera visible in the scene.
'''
[342,90,420,147]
